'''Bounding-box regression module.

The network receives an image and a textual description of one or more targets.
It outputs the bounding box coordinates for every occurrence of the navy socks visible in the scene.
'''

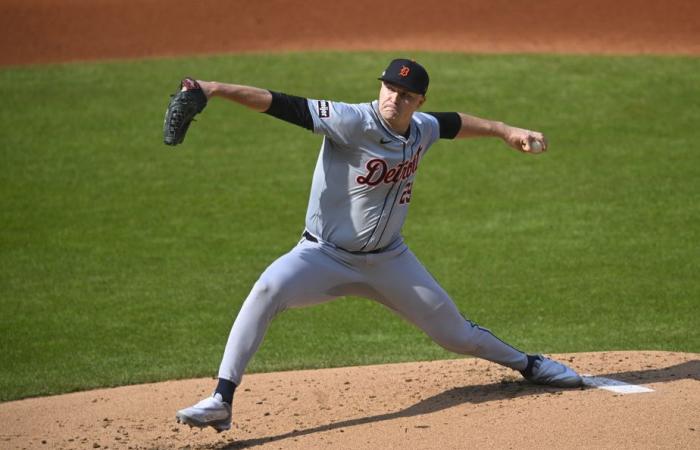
[520,354,539,378]
[215,378,236,404]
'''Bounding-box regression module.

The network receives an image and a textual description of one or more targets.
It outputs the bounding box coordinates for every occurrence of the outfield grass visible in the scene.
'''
[1,52,698,402]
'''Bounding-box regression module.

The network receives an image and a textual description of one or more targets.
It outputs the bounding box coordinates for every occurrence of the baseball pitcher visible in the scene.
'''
[164,58,582,432]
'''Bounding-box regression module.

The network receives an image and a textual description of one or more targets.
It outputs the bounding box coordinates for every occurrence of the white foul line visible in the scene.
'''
[582,375,655,394]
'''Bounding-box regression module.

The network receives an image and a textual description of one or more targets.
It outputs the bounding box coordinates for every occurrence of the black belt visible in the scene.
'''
[302,230,319,243]
[303,231,387,254]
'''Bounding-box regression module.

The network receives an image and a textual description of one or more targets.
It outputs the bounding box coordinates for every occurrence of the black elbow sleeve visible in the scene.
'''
[263,91,314,130]
[425,112,462,139]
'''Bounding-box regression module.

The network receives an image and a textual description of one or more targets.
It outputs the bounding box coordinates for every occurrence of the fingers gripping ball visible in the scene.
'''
[523,135,546,154]
[163,78,208,146]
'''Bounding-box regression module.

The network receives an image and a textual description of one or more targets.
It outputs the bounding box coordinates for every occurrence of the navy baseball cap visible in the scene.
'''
[378,58,430,95]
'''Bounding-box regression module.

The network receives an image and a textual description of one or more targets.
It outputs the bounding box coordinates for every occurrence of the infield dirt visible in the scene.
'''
[0,0,699,66]
[1,352,699,449]
[1,1,699,449]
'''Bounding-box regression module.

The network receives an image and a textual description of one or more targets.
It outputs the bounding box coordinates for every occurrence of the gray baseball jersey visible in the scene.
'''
[306,100,440,252]
[304,99,440,252]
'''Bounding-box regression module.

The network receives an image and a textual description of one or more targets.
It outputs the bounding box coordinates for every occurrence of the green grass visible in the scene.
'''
[1,52,699,402]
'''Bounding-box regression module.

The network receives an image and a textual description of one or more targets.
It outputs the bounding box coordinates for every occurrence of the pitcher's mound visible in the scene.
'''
[0,351,697,449]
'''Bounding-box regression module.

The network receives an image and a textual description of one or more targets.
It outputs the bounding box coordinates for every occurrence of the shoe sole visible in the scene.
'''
[543,376,583,388]
[529,372,583,388]
[175,412,231,432]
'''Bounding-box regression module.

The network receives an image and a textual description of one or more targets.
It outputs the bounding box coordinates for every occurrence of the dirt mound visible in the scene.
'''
[1,352,698,449]
[1,0,699,66]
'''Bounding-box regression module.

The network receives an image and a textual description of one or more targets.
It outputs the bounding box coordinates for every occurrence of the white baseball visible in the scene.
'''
[529,139,543,153]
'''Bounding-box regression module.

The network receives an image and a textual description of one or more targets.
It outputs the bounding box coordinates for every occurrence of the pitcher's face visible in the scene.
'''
[378,82,425,123]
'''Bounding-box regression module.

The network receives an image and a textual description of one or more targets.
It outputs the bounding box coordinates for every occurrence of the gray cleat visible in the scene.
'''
[522,355,583,388]
[176,393,232,432]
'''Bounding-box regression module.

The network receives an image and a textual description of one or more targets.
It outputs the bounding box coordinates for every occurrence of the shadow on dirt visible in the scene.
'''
[215,360,698,449]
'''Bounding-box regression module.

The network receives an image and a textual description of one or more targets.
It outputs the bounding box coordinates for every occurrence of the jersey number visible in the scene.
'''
[399,182,413,204]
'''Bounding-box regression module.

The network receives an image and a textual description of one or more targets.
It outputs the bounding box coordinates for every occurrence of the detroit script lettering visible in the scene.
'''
[356,148,423,186]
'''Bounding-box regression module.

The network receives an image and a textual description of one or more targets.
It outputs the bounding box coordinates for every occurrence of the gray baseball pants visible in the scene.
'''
[218,236,528,385]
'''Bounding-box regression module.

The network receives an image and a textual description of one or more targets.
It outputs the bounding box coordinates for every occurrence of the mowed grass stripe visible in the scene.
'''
[0,52,698,401]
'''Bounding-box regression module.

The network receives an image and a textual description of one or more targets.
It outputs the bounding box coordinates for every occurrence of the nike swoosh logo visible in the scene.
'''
[380,138,392,144]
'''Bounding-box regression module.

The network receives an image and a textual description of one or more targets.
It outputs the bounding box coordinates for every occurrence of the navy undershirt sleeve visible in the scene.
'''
[263,91,314,131]
[425,112,462,139]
